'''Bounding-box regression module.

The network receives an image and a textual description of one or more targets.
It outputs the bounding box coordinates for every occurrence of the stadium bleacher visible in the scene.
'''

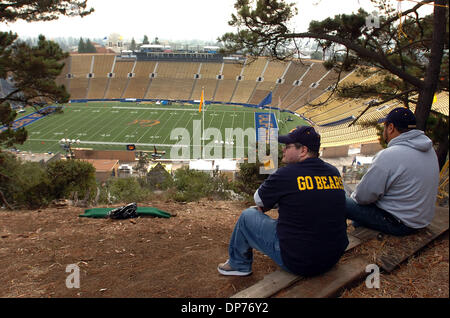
[272,61,310,108]
[55,54,448,148]
[123,61,156,99]
[104,60,134,99]
[55,57,71,92]
[191,62,222,100]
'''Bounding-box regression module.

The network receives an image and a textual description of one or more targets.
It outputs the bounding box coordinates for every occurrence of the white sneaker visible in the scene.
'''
[217,260,252,276]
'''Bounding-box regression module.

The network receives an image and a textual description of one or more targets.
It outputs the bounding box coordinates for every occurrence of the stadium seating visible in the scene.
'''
[56,54,448,149]
[249,81,276,105]
[190,62,221,100]
[145,62,199,100]
[71,54,93,76]
[231,80,258,104]
[55,57,71,91]
[272,61,310,108]
[92,54,115,75]
[87,78,109,99]
[282,62,329,110]
[431,92,450,116]
[123,61,156,99]
[70,78,90,99]
[262,59,289,83]
[104,60,134,99]
[146,78,174,100]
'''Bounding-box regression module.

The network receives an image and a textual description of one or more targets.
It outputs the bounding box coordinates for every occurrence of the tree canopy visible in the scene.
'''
[220,0,448,129]
[0,0,94,149]
[220,0,449,167]
[0,0,93,23]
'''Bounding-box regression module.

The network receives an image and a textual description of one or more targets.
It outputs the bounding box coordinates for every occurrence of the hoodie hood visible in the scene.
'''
[388,129,432,152]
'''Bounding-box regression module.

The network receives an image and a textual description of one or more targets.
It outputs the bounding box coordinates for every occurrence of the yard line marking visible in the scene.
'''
[136,108,174,143]
[159,109,192,145]
[27,139,189,148]
[110,107,150,143]
[30,107,92,140]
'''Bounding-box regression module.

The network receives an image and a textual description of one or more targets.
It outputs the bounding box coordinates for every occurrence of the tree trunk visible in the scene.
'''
[414,0,447,130]
[436,134,449,171]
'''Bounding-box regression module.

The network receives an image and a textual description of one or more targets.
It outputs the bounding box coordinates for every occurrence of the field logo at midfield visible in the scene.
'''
[128,119,160,127]
[169,120,278,174]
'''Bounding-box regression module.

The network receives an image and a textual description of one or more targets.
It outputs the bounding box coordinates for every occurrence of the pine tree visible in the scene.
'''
[85,39,96,53]
[78,37,86,53]
[130,38,137,51]
[0,1,93,150]
[220,0,449,168]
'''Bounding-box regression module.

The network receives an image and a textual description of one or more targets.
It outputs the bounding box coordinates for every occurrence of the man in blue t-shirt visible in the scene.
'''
[218,126,349,277]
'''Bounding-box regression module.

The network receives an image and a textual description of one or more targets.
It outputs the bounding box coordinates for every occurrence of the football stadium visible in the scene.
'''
[6,51,449,161]
[0,0,448,302]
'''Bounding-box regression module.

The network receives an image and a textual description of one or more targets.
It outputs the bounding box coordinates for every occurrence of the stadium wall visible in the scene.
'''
[321,145,349,158]
[74,149,135,163]
[360,142,383,155]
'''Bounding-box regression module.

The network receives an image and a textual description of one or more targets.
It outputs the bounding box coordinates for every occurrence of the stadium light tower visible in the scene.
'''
[59,138,80,159]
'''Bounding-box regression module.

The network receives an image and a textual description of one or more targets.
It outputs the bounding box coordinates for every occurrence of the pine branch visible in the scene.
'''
[283,31,425,89]
[348,88,418,127]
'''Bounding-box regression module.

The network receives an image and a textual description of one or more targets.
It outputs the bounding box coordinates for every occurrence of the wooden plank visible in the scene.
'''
[230,270,302,298]
[231,207,448,298]
[347,234,362,250]
[230,234,362,298]
[276,256,368,298]
[350,226,380,241]
[376,206,449,272]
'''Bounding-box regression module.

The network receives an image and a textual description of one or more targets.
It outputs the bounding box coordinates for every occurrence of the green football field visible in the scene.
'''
[15,102,308,159]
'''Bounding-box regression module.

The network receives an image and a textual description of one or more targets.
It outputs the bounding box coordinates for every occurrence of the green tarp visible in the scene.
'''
[79,207,171,219]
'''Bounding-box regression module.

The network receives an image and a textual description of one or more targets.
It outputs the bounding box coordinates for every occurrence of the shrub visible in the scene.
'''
[169,167,212,202]
[46,159,97,201]
[232,161,268,201]
[106,177,150,203]
[146,163,173,190]
[166,167,233,202]
[0,152,52,209]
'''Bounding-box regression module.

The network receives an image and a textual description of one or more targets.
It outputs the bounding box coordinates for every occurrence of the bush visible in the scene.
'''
[106,177,151,203]
[0,152,52,209]
[168,167,233,202]
[46,159,97,201]
[146,163,173,190]
[232,161,269,201]
[17,161,52,208]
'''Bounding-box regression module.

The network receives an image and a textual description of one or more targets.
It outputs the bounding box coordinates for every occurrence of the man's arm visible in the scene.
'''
[351,164,390,205]
[254,188,279,212]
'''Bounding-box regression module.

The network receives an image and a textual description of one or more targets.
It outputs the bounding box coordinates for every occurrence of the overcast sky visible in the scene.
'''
[1,0,434,42]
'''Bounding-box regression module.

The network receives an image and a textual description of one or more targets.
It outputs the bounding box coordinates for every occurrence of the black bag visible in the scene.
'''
[107,203,138,219]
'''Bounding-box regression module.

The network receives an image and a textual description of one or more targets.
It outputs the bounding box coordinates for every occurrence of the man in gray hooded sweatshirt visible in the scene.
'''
[346,107,440,236]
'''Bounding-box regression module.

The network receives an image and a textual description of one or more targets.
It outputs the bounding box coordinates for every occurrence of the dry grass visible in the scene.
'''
[341,231,449,298]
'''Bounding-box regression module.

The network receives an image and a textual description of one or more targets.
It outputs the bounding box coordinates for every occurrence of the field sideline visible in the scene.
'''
[14,102,308,159]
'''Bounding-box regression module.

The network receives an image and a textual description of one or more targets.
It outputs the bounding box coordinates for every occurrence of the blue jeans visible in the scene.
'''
[227,208,290,273]
[345,197,417,236]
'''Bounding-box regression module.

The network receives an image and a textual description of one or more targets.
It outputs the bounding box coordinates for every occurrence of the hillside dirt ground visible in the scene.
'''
[0,198,448,298]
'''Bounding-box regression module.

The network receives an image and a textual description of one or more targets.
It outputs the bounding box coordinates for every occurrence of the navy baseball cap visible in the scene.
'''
[378,107,416,129]
[278,126,321,152]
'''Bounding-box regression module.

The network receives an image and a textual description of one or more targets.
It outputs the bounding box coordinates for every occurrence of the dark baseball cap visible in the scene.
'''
[278,126,321,152]
[378,107,416,129]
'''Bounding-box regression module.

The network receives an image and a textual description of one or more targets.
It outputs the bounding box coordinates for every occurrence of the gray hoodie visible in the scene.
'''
[351,130,439,228]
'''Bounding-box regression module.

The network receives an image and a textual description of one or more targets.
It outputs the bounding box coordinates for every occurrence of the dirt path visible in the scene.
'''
[0,199,447,298]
